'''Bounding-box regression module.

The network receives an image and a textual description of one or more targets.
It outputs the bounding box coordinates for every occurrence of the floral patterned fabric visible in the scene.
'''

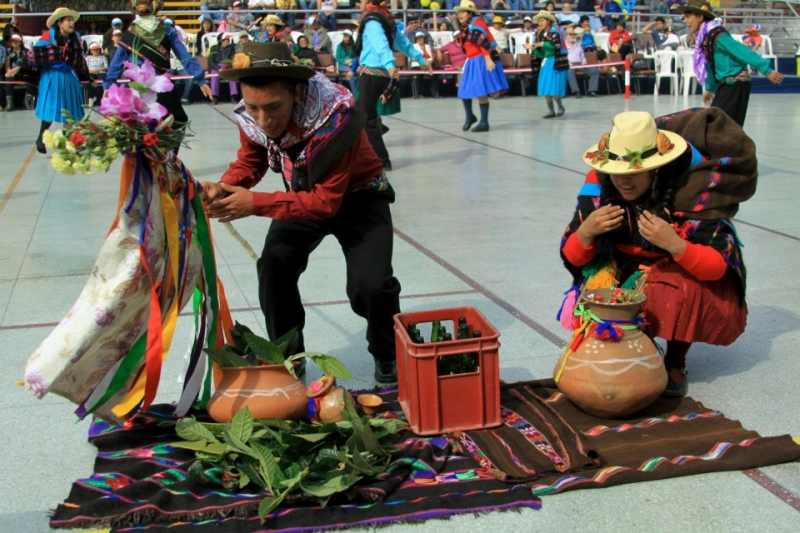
[24,152,226,425]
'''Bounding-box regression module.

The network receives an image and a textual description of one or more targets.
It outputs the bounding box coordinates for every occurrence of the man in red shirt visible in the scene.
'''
[201,43,401,383]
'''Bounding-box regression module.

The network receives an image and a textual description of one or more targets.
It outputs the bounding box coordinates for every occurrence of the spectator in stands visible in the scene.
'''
[578,16,599,54]
[304,15,332,53]
[209,33,240,104]
[519,16,536,43]
[642,16,671,50]
[662,27,680,49]
[742,24,762,52]
[227,1,255,33]
[256,14,286,42]
[437,30,467,69]
[201,0,232,25]
[529,10,567,118]
[678,0,782,126]
[608,19,632,58]
[336,29,357,93]
[489,15,511,54]
[275,0,298,30]
[106,29,123,60]
[559,2,581,27]
[566,27,598,97]
[86,43,108,106]
[405,15,433,46]
[411,32,433,98]
[3,17,21,45]
[318,0,338,31]
[237,31,251,53]
[197,16,217,54]
[292,34,322,66]
[4,34,36,111]
[103,17,124,51]
[438,20,454,32]
[0,34,8,111]
[600,0,622,30]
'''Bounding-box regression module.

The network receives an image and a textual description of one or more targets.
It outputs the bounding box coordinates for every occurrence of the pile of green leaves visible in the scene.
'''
[174,396,406,523]
[204,323,351,379]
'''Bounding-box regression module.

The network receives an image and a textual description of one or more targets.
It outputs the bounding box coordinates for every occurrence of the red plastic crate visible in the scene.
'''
[394,307,501,435]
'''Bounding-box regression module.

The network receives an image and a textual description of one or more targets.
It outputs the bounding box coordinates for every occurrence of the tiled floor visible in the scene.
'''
[1,92,799,532]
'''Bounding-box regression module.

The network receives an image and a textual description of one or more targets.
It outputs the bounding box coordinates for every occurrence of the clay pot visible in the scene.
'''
[317,387,354,423]
[357,394,383,418]
[207,364,309,423]
[554,289,667,419]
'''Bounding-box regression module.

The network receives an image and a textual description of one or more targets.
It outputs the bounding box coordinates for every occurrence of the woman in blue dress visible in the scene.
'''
[33,8,89,154]
[530,10,568,118]
[454,0,508,133]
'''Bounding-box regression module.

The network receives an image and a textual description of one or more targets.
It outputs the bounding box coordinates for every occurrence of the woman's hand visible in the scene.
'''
[638,210,686,256]
[485,55,496,72]
[576,204,625,246]
[703,90,714,106]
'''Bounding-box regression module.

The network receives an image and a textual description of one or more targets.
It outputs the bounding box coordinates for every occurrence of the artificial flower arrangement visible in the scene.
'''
[42,59,187,175]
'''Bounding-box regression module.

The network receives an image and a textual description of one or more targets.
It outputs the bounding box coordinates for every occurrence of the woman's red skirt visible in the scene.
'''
[639,258,747,346]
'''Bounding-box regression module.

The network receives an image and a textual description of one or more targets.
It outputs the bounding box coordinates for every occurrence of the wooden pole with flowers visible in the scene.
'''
[24,60,234,426]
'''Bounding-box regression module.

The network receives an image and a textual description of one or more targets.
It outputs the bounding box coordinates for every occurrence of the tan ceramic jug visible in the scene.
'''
[207,364,309,422]
[554,289,667,418]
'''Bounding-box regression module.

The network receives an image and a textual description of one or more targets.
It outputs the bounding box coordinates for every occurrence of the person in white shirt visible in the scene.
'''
[411,32,434,98]
[489,15,510,53]
[566,27,599,98]
[559,2,581,27]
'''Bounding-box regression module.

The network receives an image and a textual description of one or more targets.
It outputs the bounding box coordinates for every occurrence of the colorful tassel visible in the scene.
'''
[621,270,643,290]
[556,286,581,330]
[584,264,618,291]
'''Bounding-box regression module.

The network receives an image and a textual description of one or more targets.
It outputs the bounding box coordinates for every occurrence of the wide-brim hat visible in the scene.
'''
[261,14,285,26]
[454,0,479,13]
[583,111,687,175]
[676,1,716,21]
[220,42,315,82]
[532,10,558,25]
[47,7,80,28]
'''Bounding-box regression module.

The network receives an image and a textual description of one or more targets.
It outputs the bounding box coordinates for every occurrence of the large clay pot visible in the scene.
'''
[207,364,309,423]
[554,289,667,419]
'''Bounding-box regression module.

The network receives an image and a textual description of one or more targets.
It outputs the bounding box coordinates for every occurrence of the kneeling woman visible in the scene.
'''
[560,110,751,397]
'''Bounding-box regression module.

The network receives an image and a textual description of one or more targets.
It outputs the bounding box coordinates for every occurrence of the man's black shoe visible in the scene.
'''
[212,96,219,105]
[374,360,397,383]
[381,123,390,134]
[382,160,392,171]
[588,91,598,97]
[574,93,583,99]
[462,115,477,131]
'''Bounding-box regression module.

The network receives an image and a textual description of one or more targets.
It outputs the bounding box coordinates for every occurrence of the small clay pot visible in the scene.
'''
[317,386,354,423]
[357,394,383,418]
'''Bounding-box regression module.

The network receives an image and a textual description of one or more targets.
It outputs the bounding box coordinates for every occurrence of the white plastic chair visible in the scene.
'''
[677,49,697,96]
[201,32,221,56]
[593,32,610,53]
[81,34,103,51]
[761,35,779,72]
[329,30,343,60]
[654,49,678,95]
[430,31,454,49]
[185,33,197,56]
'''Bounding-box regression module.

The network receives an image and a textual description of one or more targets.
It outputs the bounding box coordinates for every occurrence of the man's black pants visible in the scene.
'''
[713,80,751,127]
[257,192,401,364]
[355,74,391,165]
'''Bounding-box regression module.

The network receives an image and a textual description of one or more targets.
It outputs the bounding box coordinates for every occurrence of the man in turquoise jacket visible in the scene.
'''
[679,0,782,126]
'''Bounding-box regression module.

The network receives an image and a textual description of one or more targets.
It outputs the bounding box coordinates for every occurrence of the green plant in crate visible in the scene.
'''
[173,395,407,523]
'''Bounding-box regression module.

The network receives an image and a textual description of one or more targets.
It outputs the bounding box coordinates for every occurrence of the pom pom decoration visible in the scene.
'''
[232,53,251,69]
[421,0,431,6]
[557,285,581,330]
[584,263,618,291]
[431,1,442,9]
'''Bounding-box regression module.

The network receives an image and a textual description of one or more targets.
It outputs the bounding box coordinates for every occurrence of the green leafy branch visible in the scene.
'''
[173,397,406,523]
